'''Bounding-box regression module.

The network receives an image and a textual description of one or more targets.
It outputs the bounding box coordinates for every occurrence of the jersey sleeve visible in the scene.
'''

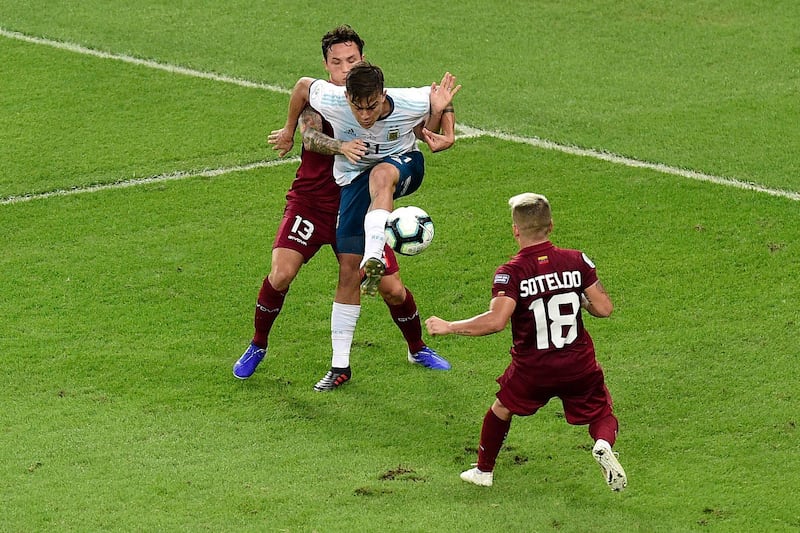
[308,79,345,114]
[387,87,432,120]
[491,264,518,301]
[579,252,599,290]
[308,79,326,111]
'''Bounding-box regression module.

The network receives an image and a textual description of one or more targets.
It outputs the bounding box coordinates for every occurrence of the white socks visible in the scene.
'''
[361,208,390,268]
[331,302,361,368]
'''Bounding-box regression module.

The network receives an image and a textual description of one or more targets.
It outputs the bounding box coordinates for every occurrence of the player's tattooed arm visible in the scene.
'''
[582,280,614,318]
[300,107,368,163]
[594,280,610,297]
[300,107,339,155]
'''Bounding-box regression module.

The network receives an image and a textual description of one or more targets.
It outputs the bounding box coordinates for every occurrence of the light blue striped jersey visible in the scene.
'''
[308,79,431,185]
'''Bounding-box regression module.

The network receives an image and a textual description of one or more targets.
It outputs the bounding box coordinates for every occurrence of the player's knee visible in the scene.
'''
[370,164,400,188]
[337,255,363,287]
[378,276,406,305]
[491,400,513,421]
[268,265,299,292]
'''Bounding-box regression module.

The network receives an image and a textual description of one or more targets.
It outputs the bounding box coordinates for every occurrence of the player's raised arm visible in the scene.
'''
[418,71,460,152]
[419,109,455,153]
[416,102,455,152]
[429,72,461,116]
[267,76,315,157]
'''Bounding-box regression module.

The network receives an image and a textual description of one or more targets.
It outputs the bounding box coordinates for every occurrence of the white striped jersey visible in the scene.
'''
[308,79,431,186]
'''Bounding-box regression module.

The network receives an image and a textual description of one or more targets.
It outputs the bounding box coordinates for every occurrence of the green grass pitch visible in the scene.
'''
[1,2,798,531]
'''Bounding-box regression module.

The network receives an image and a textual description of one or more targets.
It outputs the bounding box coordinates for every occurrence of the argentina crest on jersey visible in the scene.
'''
[387,127,400,141]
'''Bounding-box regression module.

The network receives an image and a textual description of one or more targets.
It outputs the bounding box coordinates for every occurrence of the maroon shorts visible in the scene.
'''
[496,364,613,425]
[273,202,401,276]
[272,203,337,262]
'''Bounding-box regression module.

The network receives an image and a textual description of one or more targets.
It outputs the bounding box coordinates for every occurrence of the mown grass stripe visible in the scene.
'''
[2,26,797,202]
[0,159,299,205]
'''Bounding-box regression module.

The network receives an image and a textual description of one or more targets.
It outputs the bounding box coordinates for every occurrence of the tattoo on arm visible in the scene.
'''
[300,108,341,155]
[303,128,341,155]
[594,281,609,296]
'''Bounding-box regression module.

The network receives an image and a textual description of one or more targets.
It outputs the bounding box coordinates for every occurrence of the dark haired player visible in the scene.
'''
[268,44,458,389]
[234,25,450,390]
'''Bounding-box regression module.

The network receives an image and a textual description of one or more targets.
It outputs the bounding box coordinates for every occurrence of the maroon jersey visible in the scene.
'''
[273,114,401,273]
[284,118,341,216]
[492,240,600,385]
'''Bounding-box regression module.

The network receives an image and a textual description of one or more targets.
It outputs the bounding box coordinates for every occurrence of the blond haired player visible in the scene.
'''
[426,193,627,490]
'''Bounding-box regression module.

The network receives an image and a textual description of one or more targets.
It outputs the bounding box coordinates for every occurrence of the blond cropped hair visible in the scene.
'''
[508,193,552,236]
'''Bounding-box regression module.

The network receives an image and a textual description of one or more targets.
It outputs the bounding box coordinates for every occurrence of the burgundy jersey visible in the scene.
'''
[275,113,401,271]
[284,118,341,216]
[492,240,600,385]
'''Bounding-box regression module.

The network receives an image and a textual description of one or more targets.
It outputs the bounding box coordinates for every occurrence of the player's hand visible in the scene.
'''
[429,72,461,113]
[340,139,368,164]
[420,127,454,153]
[425,316,450,336]
[268,127,295,157]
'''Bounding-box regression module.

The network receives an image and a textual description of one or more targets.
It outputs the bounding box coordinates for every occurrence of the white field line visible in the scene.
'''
[0,27,289,94]
[456,126,800,202]
[2,27,798,203]
[0,159,298,206]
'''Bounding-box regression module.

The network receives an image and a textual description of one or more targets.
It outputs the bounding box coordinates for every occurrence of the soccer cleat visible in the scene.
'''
[460,467,493,487]
[408,346,451,370]
[313,366,352,392]
[592,440,627,491]
[360,257,386,297]
[233,342,267,379]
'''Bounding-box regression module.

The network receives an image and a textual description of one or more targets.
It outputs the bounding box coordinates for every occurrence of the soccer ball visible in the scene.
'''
[384,206,435,256]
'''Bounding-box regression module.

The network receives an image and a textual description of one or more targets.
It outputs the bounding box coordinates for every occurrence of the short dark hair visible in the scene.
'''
[321,25,365,60]
[345,62,384,101]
